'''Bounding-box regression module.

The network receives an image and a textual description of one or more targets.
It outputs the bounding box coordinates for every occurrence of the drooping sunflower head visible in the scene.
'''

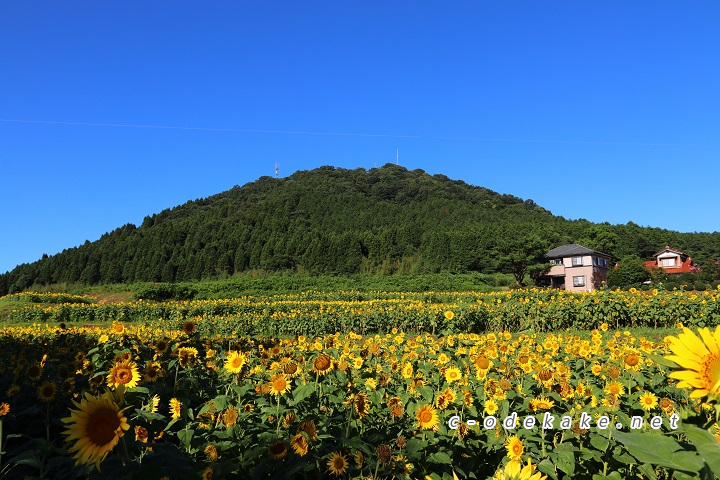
[297,420,317,441]
[529,396,555,412]
[223,406,238,427]
[283,361,300,377]
[312,354,333,375]
[177,347,198,368]
[268,439,288,460]
[354,392,370,418]
[106,361,141,389]
[62,391,130,469]
[291,433,309,456]
[169,398,182,420]
[144,362,163,382]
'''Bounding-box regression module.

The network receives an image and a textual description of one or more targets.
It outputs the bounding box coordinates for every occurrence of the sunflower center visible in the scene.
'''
[87,408,121,445]
[701,354,720,392]
[419,410,433,423]
[117,369,131,383]
[232,358,243,368]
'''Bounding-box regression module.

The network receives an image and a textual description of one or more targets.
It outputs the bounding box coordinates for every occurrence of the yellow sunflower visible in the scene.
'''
[415,404,439,430]
[225,351,246,374]
[604,381,625,396]
[169,398,182,419]
[401,362,414,379]
[327,451,349,476]
[62,391,130,469]
[529,396,555,412]
[444,311,455,320]
[484,399,499,416]
[106,361,141,389]
[291,433,309,456]
[444,365,462,384]
[0,402,10,416]
[665,327,720,399]
[505,435,524,461]
[269,373,290,396]
[639,391,658,411]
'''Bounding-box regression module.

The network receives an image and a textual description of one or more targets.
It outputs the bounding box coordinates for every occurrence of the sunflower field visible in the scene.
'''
[1,288,720,479]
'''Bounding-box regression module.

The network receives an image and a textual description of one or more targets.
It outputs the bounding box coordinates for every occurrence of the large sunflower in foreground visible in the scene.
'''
[62,391,130,469]
[665,327,720,399]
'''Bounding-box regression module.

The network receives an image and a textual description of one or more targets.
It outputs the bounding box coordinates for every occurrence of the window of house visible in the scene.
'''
[662,258,676,267]
[572,257,583,266]
[573,276,585,287]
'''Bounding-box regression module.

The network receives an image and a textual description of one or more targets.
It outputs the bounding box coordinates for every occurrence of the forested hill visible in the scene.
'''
[2,164,719,294]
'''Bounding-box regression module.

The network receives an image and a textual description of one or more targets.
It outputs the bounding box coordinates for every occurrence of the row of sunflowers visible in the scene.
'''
[4,287,720,335]
[2,309,720,479]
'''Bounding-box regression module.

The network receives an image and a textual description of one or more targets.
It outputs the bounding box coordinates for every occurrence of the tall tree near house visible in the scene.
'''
[494,235,550,286]
[607,254,651,287]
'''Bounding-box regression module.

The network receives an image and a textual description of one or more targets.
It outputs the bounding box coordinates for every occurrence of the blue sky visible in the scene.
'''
[1,2,719,274]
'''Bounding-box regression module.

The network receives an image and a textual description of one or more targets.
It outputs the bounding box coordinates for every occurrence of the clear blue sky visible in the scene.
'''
[1,2,719,274]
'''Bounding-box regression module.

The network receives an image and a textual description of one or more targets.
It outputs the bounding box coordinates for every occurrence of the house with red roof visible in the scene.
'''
[644,246,696,275]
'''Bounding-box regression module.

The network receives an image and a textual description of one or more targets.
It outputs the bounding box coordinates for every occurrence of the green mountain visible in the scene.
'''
[2,164,719,294]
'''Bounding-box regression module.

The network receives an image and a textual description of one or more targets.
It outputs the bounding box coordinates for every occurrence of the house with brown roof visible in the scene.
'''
[542,244,611,292]
[644,245,696,275]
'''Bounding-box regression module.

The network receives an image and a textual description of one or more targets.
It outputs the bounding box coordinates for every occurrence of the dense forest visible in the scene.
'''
[2,164,720,295]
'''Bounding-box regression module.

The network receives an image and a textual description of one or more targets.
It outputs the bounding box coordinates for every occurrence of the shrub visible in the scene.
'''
[694,282,707,291]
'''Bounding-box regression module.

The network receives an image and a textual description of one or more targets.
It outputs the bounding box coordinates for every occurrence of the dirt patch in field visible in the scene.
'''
[88,291,135,304]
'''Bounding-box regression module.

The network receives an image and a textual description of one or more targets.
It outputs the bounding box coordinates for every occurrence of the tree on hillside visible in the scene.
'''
[607,255,651,287]
[494,235,550,286]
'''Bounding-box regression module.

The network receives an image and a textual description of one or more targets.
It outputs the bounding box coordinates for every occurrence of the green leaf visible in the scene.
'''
[683,425,720,475]
[637,463,658,480]
[291,383,315,406]
[428,452,452,464]
[417,386,435,404]
[613,430,704,473]
[553,450,575,476]
[177,429,194,447]
[537,459,558,480]
[405,438,424,458]
[645,353,679,369]
[590,435,609,452]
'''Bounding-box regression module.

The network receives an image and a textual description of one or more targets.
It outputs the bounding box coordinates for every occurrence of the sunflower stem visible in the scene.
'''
[275,395,282,435]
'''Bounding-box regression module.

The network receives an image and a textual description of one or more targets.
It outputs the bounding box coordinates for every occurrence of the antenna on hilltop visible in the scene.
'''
[396,148,399,165]
[274,162,279,178]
